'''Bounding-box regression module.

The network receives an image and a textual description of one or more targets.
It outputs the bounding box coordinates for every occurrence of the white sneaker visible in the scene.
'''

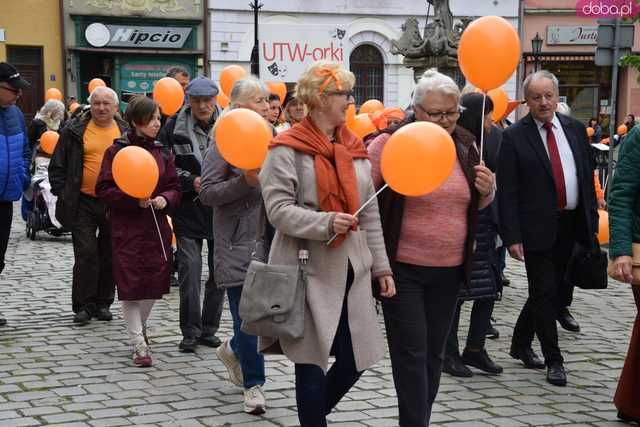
[216,339,244,387]
[243,385,266,415]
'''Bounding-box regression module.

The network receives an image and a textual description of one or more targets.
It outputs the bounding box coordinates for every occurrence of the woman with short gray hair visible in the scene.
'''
[199,75,269,415]
[28,99,66,151]
[368,69,495,425]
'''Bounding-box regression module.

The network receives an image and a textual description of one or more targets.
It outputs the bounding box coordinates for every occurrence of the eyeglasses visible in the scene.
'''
[326,90,355,98]
[0,85,20,95]
[414,103,462,121]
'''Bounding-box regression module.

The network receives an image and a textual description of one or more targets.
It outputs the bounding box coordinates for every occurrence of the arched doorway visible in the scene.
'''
[350,44,384,108]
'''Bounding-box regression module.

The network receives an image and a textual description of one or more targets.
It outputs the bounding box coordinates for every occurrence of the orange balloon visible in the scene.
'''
[88,78,106,94]
[346,104,356,127]
[487,88,508,122]
[586,127,595,137]
[40,131,59,155]
[112,146,159,199]
[214,108,272,170]
[220,65,247,96]
[458,16,521,91]
[349,113,377,139]
[360,99,384,115]
[45,88,63,102]
[598,209,609,244]
[217,91,230,108]
[153,77,184,116]
[69,102,80,113]
[266,81,287,103]
[380,122,456,196]
[617,124,628,136]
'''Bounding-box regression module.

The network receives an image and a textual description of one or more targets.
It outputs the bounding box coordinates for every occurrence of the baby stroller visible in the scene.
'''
[23,155,69,240]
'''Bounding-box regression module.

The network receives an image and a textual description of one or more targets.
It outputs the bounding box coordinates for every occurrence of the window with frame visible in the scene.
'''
[350,45,384,108]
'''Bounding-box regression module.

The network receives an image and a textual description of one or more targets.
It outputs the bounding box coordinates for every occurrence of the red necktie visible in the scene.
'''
[543,122,567,210]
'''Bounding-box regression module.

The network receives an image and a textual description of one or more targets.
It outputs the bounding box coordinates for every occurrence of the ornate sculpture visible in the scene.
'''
[84,0,186,13]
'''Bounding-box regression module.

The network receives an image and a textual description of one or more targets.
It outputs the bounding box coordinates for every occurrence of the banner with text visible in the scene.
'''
[260,24,350,82]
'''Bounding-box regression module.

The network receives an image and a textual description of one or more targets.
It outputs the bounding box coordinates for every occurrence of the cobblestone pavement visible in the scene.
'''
[0,207,636,426]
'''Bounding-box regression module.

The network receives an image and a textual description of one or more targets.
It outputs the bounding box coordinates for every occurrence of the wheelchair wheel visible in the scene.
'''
[27,212,37,241]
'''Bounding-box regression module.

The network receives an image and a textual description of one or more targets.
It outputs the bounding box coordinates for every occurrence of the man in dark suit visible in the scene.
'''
[498,70,598,386]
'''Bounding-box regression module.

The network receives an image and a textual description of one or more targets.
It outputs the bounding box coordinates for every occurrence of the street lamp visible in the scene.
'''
[249,1,263,77]
[531,32,543,73]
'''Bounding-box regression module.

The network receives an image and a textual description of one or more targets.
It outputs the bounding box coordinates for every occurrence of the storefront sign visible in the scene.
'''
[85,23,191,49]
[547,26,598,45]
[260,24,350,82]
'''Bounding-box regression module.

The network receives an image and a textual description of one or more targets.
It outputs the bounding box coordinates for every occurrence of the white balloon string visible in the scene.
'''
[150,206,168,262]
[480,93,486,163]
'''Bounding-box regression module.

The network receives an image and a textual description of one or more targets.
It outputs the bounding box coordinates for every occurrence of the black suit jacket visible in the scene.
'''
[497,113,598,252]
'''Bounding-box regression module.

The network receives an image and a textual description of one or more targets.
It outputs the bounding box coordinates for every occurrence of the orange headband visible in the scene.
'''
[315,67,343,94]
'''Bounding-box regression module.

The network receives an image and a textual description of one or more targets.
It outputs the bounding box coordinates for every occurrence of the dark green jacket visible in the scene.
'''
[609,126,640,259]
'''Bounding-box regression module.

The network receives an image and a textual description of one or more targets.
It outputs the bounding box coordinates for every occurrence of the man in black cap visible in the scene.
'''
[158,76,225,352]
[0,63,31,326]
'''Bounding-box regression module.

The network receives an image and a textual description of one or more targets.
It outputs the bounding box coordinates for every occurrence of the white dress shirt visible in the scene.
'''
[533,113,579,210]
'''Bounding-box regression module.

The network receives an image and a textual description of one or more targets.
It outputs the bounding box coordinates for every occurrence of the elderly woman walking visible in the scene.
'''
[368,69,495,426]
[608,126,640,424]
[259,60,395,427]
[199,76,270,415]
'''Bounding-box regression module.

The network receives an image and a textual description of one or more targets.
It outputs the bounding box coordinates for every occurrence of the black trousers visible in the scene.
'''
[0,201,13,275]
[383,262,462,427]
[445,298,495,357]
[512,211,577,365]
[71,194,114,313]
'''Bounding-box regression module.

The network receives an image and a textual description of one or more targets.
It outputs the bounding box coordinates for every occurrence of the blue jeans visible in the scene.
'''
[227,286,265,388]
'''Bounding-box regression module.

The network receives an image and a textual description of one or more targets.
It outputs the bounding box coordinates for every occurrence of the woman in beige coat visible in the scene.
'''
[259,60,395,427]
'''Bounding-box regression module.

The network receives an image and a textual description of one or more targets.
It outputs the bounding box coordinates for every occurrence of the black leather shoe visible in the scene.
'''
[198,335,222,348]
[0,315,6,326]
[486,324,500,340]
[73,309,91,324]
[179,337,197,353]
[510,347,546,369]
[443,355,473,377]
[170,274,179,287]
[500,272,511,287]
[617,410,640,424]
[95,307,113,321]
[546,363,567,386]
[462,349,503,374]
[557,308,580,332]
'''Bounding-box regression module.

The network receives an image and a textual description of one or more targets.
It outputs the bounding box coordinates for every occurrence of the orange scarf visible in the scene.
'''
[270,117,368,247]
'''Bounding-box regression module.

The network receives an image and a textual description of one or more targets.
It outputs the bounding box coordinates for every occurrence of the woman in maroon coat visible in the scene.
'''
[96,96,181,367]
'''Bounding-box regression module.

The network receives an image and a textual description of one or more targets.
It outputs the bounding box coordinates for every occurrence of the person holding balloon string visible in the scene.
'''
[199,76,271,415]
[258,61,395,426]
[367,69,495,426]
[95,95,181,368]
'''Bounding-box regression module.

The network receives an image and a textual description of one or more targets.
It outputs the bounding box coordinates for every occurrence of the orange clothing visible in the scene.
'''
[81,120,120,196]
[594,172,604,201]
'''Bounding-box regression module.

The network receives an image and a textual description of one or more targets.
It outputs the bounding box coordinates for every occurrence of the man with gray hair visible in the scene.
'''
[498,70,598,386]
[49,86,128,324]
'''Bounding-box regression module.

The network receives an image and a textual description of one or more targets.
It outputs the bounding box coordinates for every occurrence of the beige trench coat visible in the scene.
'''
[259,145,392,372]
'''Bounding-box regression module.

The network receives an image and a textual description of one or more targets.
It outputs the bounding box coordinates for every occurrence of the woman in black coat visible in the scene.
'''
[443,92,503,377]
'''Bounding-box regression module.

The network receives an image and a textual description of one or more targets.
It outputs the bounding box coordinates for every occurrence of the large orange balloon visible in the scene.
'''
[458,16,521,91]
[266,81,287,103]
[617,124,628,136]
[217,91,230,109]
[487,88,508,122]
[598,209,609,245]
[112,146,159,199]
[40,131,59,155]
[220,65,247,96]
[45,88,63,102]
[214,108,272,170]
[360,99,384,115]
[153,77,184,116]
[586,127,595,137]
[348,113,377,139]
[381,122,456,196]
[88,78,106,94]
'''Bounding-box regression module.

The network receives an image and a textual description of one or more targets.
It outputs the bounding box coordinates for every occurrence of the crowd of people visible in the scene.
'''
[0,58,639,426]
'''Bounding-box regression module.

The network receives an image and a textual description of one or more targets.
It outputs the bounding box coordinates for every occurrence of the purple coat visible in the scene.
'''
[96,132,181,301]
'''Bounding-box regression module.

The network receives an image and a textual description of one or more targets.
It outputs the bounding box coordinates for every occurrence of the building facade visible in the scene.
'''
[0,0,64,121]
[62,0,208,110]
[522,0,640,128]
[210,0,519,109]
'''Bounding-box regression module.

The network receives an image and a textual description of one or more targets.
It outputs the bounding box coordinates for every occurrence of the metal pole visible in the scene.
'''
[249,1,263,77]
[606,18,621,201]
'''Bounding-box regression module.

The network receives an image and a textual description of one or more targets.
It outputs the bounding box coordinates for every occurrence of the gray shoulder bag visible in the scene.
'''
[239,152,308,340]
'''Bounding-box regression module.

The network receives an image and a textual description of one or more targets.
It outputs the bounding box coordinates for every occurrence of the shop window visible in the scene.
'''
[350,45,384,107]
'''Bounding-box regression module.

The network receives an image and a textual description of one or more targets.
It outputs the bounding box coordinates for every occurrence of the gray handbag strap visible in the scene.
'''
[293,151,310,257]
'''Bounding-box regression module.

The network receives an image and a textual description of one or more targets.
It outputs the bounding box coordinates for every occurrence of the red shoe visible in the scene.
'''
[133,344,152,367]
